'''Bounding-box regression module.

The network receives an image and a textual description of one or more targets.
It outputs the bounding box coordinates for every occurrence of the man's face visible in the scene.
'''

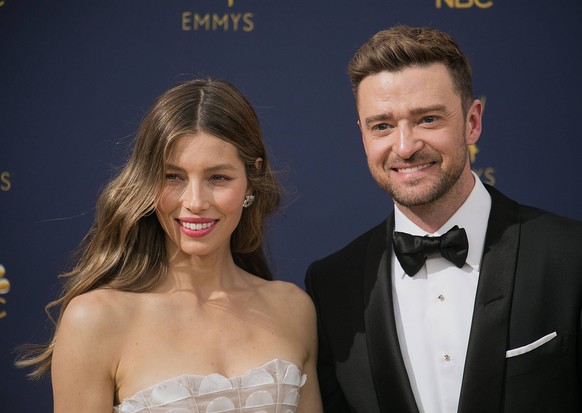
[357,63,481,209]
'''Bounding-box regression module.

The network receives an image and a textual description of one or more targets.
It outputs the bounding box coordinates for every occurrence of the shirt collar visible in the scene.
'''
[394,172,491,273]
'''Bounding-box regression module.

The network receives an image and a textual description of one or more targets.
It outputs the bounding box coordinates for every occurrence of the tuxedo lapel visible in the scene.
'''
[365,216,420,413]
[458,185,520,412]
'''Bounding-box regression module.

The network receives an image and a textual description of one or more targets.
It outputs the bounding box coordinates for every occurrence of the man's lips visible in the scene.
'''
[391,162,435,173]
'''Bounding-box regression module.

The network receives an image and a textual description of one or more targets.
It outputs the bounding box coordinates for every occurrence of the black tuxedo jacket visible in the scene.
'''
[305,185,582,412]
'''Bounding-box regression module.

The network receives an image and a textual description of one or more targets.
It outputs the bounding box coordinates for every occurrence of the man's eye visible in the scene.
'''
[372,123,389,131]
[421,116,436,124]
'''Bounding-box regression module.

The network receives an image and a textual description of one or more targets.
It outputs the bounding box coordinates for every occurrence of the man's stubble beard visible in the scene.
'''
[370,140,469,208]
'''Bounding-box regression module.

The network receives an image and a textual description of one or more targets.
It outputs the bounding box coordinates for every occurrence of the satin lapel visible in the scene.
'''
[458,185,520,412]
[365,216,420,413]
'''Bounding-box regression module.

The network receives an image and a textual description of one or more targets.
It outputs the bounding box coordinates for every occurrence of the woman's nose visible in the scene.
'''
[183,183,210,213]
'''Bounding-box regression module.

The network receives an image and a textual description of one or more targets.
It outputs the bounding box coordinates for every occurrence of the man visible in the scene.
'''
[305,25,582,413]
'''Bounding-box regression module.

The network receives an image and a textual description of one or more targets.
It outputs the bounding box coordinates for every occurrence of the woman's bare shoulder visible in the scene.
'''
[59,289,136,339]
[52,289,136,409]
[258,279,316,316]
[259,280,318,361]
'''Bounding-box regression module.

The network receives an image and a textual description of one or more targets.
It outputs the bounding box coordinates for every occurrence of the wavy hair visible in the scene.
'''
[348,25,474,115]
[16,79,281,378]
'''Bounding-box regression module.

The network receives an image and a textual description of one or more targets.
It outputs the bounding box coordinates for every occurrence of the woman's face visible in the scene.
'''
[155,132,251,261]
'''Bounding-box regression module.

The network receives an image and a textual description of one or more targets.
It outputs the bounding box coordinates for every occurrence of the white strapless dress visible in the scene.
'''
[113,359,307,413]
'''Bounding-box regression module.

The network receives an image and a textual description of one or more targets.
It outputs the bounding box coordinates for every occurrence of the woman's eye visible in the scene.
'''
[165,173,181,181]
[209,175,229,182]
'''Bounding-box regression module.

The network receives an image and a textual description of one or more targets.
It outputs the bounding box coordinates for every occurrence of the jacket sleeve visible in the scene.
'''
[305,262,352,413]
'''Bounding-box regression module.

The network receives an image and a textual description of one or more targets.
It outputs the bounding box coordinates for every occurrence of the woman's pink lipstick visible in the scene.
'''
[177,218,217,238]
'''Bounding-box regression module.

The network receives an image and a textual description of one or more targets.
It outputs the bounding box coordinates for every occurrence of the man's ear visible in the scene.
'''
[466,99,483,145]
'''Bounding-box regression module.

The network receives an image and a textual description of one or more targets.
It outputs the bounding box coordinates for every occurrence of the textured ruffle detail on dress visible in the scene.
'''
[113,358,307,413]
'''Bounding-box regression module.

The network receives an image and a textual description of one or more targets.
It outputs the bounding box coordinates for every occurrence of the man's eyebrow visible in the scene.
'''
[362,105,447,127]
[409,104,447,116]
[363,113,394,127]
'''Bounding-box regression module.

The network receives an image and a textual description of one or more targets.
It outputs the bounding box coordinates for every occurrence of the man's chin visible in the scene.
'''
[385,184,442,208]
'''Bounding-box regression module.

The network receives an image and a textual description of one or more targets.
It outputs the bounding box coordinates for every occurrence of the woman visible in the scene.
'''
[18,79,323,412]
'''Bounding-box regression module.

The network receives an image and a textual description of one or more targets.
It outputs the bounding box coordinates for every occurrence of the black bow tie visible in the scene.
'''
[393,225,469,276]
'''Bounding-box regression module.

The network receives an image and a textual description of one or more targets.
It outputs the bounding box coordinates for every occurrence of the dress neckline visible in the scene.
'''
[116,358,304,405]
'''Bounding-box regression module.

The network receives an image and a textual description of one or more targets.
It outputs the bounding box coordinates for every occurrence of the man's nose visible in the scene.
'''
[393,123,423,159]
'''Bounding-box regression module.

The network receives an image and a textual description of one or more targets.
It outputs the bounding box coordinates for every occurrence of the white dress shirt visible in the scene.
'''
[392,175,492,413]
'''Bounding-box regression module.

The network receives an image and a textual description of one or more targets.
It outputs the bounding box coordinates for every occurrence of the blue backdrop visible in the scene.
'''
[2,0,581,410]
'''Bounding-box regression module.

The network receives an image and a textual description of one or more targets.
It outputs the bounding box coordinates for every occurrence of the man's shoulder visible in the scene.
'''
[305,219,389,295]
[488,184,582,236]
[518,203,582,237]
[309,219,388,271]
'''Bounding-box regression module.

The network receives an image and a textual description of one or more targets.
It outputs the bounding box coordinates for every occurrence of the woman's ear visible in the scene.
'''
[246,157,263,195]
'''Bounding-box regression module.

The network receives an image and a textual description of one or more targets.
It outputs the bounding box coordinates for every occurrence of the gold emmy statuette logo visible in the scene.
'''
[436,0,493,9]
[1,171,11,192]
[0,264,10,319]
[469,144,479,164]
